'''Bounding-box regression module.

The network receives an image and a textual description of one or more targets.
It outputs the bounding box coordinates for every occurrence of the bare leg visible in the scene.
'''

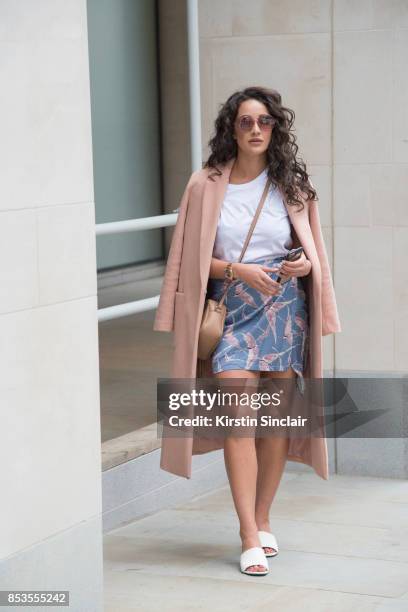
[254,367,296,553]
[215,368,266,574]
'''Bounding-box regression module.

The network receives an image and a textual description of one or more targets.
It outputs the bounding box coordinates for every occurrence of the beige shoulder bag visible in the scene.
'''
[197,176,272,360]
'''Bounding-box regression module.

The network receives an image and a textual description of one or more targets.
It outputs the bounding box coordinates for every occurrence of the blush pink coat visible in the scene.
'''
[153,157,341,480]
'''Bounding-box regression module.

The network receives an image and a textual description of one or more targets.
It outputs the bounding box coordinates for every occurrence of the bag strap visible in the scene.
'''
[237,176,272,263]
[215,176,272,307]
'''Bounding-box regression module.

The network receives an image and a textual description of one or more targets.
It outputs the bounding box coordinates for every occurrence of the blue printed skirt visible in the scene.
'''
[206,254,309,393]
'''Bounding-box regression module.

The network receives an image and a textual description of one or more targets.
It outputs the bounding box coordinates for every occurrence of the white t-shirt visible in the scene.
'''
[212,168,293,263]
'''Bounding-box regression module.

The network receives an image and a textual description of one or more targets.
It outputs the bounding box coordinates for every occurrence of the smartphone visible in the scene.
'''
[276,247,304,284]
[285,246,304,261]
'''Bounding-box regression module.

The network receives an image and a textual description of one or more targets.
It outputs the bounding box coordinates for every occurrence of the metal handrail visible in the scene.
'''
[95,212,178,236]
[96,212,178,322]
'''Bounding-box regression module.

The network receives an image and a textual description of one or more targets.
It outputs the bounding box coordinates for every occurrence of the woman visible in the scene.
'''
[153,86,341,577]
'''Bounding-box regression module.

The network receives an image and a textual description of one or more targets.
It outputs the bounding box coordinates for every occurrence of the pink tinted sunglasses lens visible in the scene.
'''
[239,116,275,131]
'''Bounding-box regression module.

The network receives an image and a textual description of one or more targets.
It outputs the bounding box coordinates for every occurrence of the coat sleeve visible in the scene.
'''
[308,188,342,336]
[153,174,195,332]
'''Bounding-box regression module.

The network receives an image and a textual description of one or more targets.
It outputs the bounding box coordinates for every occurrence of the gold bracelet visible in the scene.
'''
[224,262,237,281]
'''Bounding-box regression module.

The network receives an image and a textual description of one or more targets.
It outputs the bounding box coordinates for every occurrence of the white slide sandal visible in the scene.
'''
[240,546,269,576]
[258,530,279,557]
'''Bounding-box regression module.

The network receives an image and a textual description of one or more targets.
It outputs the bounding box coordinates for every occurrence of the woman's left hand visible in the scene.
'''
[278,252,312,283]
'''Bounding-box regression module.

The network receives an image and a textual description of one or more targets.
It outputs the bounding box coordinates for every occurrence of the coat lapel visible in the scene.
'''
[279,187,319,270]
[199,157,319,288]
[199,158,235,287]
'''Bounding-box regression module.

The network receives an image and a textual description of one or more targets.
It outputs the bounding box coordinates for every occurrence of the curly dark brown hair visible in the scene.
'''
[202,86,318,211]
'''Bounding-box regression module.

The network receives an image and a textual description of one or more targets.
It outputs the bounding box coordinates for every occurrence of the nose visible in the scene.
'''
[251,122,261,136]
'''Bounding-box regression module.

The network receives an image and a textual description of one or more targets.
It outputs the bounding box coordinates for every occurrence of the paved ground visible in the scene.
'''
[103,471,408,611]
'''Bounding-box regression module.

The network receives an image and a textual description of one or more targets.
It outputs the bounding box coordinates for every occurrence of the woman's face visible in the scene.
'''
[233,99,274,157]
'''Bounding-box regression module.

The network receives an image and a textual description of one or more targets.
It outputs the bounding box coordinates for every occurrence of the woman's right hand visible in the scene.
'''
[233,263,283,297]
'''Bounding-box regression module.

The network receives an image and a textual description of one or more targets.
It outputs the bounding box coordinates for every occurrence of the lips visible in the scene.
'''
[249,139,263,143]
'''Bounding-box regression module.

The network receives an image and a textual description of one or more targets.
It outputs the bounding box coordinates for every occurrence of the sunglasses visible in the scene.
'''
[235,114,276,132]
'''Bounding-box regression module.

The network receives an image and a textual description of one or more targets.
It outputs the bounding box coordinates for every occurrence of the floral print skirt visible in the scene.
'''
[206,254,309,394]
